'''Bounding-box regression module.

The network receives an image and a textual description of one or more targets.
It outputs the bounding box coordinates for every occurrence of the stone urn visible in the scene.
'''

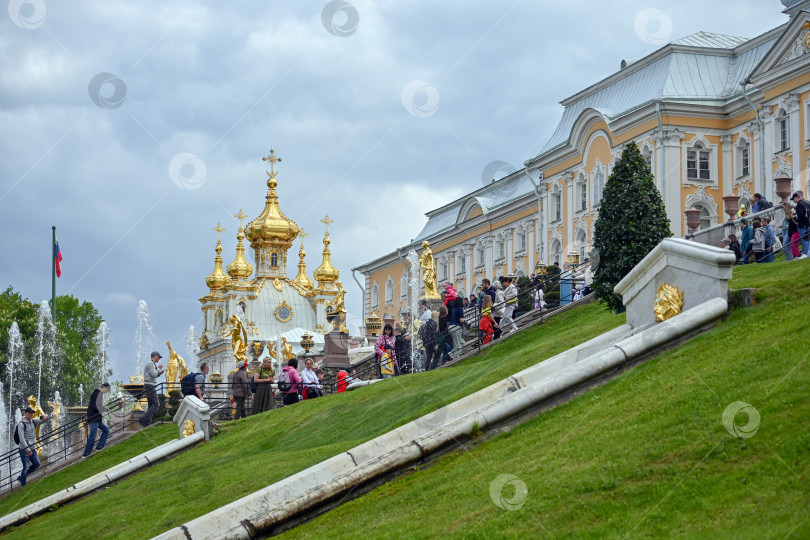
[684,208,701,234]
[722,194,740,222]
[774,175,793,203]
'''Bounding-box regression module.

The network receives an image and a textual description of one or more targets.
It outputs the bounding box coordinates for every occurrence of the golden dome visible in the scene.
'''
[314,229,339,288]
[206,225,231,293]
[227,210,254,283]
[292,242,315,294]
[245,150,299,251]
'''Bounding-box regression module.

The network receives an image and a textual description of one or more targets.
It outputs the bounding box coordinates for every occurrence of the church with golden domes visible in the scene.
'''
[197,150,343,376]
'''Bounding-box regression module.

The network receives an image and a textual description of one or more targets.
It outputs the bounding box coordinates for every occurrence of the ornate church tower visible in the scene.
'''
[245,149,300,280]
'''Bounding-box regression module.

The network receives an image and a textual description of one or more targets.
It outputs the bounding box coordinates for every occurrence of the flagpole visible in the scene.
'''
[51,225,56,317]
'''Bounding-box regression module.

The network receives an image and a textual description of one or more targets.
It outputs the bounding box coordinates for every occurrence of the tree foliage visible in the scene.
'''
[593,142,671,312]
[0,287,106,409]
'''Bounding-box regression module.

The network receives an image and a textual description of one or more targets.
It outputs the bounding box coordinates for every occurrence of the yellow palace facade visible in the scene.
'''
[356,1,810,320]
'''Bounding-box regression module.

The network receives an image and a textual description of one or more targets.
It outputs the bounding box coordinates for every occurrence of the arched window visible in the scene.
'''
[550,239,562,266]
[400,273,409,299]
[575,229,588,261]
[693,204,713,230]
[371,283,379,310]
[776,108,790,151]
[592,164,606,204]
[687,142,710,180]
[238,300,246,314]
[736,137,750,178]
[385,276,394,304]
[576,173,587,212]
[550,185,562,222]
[270,251,279,267]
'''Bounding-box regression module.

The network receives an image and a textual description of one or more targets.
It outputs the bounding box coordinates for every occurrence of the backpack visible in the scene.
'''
[13,422,21,445]
[250,376,257,394]
[278,368,292,392]
[180,372,199,396]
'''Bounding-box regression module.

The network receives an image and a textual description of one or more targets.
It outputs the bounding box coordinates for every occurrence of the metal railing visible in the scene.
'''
[0,382,173,494]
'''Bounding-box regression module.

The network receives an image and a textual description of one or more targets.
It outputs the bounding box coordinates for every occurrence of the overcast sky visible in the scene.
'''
[0,0,788,386]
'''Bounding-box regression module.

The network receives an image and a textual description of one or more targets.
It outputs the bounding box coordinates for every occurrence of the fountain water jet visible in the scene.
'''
[185,325,201,369]
[134,300,156,377]
[93,322,111,385]
[35,301,60,403]
[406,250,424,373]
[6,322,23,448]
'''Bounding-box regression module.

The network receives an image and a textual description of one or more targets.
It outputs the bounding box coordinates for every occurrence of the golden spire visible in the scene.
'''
[245,149,300,273]
[314,214,339,290]
[206,223,231,293]
[292,228,315,294]
[227,209,254,283]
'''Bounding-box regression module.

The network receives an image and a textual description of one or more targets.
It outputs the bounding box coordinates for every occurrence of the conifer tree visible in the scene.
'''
[593,142,671,312]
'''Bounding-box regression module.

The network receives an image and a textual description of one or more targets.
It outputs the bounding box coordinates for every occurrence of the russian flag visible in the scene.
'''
[54,236,63,278]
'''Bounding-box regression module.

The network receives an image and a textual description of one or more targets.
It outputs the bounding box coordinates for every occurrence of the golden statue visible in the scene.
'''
[165,341,189,393]
[47,396,62,433]
[326,281,348,333]
[654,283,684,323]
[182,419,196,438]
[281,337,296,362]
[266,340,278,361]
[27,395,46,457]
[227,314,249,364]
[420,240,440,299]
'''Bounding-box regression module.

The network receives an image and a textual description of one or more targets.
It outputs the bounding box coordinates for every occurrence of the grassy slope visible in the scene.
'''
[284,261,810,539]
[2,302,623,539]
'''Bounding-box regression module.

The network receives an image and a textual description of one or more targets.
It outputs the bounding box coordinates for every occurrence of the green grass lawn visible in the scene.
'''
[283,260,810,539]
[1,296,624,539]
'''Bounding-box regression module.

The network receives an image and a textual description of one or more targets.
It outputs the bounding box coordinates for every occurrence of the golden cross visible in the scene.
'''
[320,214,334,235]
[261,149,282,175]
[213,222,226,243]
[234,209,248,230]
[299,228,309,247]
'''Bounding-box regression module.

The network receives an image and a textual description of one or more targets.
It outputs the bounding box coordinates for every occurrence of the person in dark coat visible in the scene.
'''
[83,383,111,457]
[232,361,252,420]
[394,324,412,375]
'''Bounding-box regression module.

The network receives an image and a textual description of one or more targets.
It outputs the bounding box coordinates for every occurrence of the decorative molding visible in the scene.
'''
[684,185,718,216]
[779,23,810,65]
[274,301,294,323]
[773,153,792,177]
[550,225,562,244]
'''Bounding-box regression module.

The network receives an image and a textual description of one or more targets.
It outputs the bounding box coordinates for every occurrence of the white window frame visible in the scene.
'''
[518,229,527,252]
[400,273,408,300]
[804,100,810,146]
[776,108,790,152]
[683,137,718,187]
[550,184,562,223]
[550,239,562,266]
[591,161,606,206]
[736,136,751,180]
[576,173,587,212]
[371,283,379,310]
[385,276,394,305]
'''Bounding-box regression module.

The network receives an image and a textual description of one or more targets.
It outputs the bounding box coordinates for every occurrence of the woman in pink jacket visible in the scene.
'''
[281,359,303,406]
[374,324,397,376]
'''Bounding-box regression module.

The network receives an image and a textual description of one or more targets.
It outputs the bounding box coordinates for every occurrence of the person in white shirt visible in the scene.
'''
[301,358,322,399]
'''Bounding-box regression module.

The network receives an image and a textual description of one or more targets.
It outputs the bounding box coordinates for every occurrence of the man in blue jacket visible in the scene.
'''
[739,218,753,264]
[83,383,111,457]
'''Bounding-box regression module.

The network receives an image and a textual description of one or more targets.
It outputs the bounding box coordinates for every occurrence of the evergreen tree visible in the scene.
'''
[593,142,671,312]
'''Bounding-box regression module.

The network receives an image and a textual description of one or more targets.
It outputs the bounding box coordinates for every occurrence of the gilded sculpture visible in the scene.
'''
[326,281,348,333]
[654,283,684,323]
[47,396,62,434]
[165,341,189,393]
[182,419,196,438]
[420,240,440,299]
[227,314,249,364]
[281,337,296,362]
[27,395,46,456]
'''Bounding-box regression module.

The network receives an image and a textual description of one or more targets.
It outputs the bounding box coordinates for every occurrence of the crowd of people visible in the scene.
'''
[722,191,810,263]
